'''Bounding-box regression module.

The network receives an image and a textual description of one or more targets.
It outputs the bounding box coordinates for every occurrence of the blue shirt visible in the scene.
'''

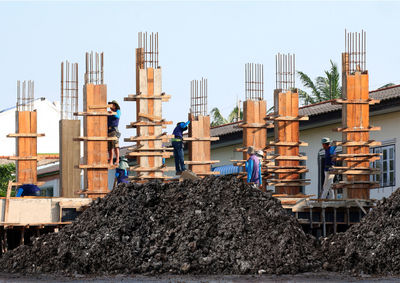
[115,168,129,184]
[16,184,40,197]
[324,146,336,171]
[172,121,190,139]
[108,109,121,129]
[245,155,262,185]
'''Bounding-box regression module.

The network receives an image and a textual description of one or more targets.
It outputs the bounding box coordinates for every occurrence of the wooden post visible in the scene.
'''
[331,52,380,199]
[266,89,309,194]
[59,120,80,197]
[124,47,173,181]
[186,114,219,176]
[233,100,267,182]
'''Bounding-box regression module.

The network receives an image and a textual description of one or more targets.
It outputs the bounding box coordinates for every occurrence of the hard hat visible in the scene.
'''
[321,137,331,144]
[256,150,264,157]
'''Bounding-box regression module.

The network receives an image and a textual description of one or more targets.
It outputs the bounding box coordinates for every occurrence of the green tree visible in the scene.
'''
[297,60,342,105]
[378,83,395,89]
[0,163,16,197]
[210,107,228,126]
[227,106,243,123]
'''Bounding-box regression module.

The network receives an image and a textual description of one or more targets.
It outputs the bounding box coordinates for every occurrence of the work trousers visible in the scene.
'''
[321,171,335,199]
[172,141,186,173]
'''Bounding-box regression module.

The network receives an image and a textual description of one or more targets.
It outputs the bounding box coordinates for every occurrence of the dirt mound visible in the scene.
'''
[322,188,400,275]
[0,175,321,275]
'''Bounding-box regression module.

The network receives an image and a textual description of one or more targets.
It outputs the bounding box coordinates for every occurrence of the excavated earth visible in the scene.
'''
[321,188,400,275]
[0,175,321,275]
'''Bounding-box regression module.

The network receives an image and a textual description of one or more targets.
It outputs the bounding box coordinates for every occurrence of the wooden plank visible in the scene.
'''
[74,112,114,116]
[74,137,117,141]
[183,137,219,141]
[7,133,45,138]
[334,99,380,104]
[124,134,173,141]
[266,115,308,121]
[333,126,381,132]
[267,141,308,146]
[138,112,162,121]
[127,152,173,157]
[184,160,220,165]
[333,141,381,147]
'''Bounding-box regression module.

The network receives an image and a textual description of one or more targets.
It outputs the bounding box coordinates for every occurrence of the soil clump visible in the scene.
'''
[0,175,321,275]
[322,188,400,275]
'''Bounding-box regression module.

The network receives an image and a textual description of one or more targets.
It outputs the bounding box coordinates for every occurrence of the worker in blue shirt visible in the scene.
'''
[108,100,121,166]
[115,157,129,185]
[245,146,262,187]
[16,184,41,197]
[321,137,337,199]
[171,121,190,175]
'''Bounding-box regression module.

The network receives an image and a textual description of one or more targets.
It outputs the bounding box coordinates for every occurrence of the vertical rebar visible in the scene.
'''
[345,30,366,73]
[275,53,295,91]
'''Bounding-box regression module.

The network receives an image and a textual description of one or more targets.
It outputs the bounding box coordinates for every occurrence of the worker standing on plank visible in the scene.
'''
[171,121,190,175]
[321,137,337,199]
[245,146,262,188]
[108,100,121,166]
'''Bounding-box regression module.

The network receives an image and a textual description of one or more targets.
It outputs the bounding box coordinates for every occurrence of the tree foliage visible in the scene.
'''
[210,107,228,126]
[0,163,16,197]
[297,60,342,105]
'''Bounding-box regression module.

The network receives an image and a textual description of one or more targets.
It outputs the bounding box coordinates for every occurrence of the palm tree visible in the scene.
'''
[297,60,342,105]
[210,107,228,126]
[227,106,243,123]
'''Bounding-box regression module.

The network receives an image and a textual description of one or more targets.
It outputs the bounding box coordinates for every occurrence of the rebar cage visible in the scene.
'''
[61,61,79,120]
[16,80,34,111]
[275,53,295,92]
[345,29,366,73]
[85,51,104,85]
[245,63,264,101]
[190,78,208,117]
[138,32,159,69]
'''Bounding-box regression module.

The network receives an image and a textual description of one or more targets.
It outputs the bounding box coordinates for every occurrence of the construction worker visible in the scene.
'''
[321,137,336,199]
[171,121,190,175]
[115,157,129,185]
[16,184,41,197]
[108,100,121,166]
[245,146,262,187]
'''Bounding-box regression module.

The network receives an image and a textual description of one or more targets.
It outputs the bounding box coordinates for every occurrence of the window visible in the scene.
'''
[40,187,54,197]
[372,145,395,188]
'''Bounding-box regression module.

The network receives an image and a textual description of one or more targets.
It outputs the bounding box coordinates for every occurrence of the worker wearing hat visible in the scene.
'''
[171,121,190,175]
[321,137,336,199]
[108,100,121,165]
[245,146,262,187]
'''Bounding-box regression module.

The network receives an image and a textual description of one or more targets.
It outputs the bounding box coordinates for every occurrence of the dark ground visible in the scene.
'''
[1,272,400,283]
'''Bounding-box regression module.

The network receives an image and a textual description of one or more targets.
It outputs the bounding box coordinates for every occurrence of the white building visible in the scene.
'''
[0,98,61,156]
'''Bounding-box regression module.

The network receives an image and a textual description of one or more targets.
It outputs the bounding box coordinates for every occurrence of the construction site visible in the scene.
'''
[1,2,400,281]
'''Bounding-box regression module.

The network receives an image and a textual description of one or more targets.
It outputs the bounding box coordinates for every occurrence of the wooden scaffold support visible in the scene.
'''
[186,78,219,176]
[59,61,81,198]
[74,52,116,198]
[330,30,381,199]
[124,32,174,182]
[7,81,45,188]
[232,63,268,185]
[266,54,310,195]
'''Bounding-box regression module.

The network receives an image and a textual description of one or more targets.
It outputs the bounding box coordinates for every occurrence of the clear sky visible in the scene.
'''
[1,1,399,145]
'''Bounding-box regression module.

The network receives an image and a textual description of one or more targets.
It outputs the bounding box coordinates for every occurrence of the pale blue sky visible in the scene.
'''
[1,1,399,144]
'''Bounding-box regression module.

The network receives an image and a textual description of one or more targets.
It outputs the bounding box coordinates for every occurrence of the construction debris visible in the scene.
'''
[321,188,400,275]
[0,175,321,275]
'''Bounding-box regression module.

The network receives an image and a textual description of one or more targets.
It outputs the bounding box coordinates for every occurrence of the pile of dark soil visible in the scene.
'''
[0,175,321,275]
[322,188,400,275]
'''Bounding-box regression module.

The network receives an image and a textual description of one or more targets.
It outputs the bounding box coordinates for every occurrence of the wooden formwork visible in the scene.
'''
[74,84,115,198]
[59,120,80,197]
[330,53,381,199]
[124,48,173,181]
[232,100,268,181]
[265,90,310,195]
[186,114,219,176]
[7,111,45,187]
